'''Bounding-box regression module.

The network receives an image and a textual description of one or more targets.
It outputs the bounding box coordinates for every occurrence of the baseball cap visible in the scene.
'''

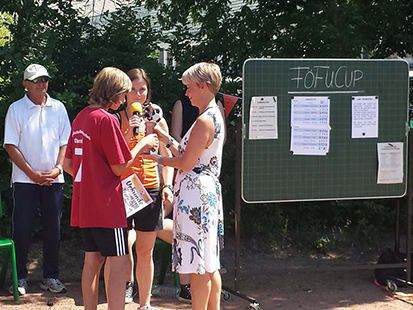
[23,64,51,81]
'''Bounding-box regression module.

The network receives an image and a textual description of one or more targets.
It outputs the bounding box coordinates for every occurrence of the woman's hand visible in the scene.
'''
[162,185,174,205]
[129,115,145,134]
[153,123,169,144]
[140,134,159,153]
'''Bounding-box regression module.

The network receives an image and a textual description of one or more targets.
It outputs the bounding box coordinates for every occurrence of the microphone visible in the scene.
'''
[130,102,143,136]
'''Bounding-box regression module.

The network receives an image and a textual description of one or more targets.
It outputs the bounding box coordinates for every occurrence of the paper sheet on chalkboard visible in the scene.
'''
[248,96,278,140]
[377,142,403,184]
[352,96,379,138]
[290,96,331,155]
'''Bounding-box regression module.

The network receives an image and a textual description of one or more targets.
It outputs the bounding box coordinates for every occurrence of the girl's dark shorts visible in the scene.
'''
[81,227,128,257]
[127,187,164,232]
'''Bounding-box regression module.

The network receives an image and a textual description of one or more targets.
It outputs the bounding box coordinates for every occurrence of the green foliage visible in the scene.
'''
[0,13,12,47]
[240,199,397,252]
[140,0,413,82]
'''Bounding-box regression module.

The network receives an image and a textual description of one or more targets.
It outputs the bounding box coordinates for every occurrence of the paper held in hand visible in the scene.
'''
[122,173,153,217]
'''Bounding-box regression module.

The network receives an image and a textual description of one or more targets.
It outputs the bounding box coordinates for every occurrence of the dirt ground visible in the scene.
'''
[1,237,413,310]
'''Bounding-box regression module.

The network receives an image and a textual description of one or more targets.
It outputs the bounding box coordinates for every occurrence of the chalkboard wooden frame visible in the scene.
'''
[242,58,410,203]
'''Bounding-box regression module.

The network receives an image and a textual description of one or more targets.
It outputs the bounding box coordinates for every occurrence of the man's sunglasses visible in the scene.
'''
[27,77,49,84]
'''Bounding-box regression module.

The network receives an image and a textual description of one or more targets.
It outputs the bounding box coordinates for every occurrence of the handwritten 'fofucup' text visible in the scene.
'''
[290,66,364,89]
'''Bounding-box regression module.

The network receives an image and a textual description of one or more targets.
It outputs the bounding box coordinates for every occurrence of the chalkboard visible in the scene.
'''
[242,59,410,203]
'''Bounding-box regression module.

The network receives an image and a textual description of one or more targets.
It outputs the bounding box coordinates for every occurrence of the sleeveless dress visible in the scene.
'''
[172,106,225,275]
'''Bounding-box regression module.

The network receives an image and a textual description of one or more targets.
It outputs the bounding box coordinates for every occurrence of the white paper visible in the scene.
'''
[290,96,331,155]
[122,173,153,217]
[377,142,403,184]
[290,96,330,126]
[290,124,330,155]
[248,96,278,139]
[352,96,379,138]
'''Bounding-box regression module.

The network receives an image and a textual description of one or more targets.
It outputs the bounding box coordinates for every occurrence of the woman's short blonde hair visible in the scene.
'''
[89,67,132,108]
[182,62,222,95]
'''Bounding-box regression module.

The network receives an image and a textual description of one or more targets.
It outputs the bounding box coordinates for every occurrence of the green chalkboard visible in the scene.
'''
[242,59,410,203]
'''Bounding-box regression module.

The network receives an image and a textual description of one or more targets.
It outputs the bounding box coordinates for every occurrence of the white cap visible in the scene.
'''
[23,64,51,81]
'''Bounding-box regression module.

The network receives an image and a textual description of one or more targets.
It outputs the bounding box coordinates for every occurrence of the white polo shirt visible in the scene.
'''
[3,93,71,184]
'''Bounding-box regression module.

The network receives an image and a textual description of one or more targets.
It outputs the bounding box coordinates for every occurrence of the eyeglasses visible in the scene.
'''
[27,77,49,84]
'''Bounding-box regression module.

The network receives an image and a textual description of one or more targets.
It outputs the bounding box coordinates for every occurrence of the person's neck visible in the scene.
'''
[199,98,217,114]
[125,105,132,118]
[27,93,47,106]
[89,103,108,111]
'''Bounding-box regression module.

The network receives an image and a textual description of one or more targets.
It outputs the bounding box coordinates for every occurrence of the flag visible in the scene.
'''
[222,94,239,117]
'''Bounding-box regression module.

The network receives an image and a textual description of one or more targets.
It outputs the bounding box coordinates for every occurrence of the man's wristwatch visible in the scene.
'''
[55,165,63,175]
[165,137,174,148]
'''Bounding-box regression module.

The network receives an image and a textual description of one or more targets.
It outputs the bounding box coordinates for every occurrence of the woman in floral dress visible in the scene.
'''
[147,62,225,310]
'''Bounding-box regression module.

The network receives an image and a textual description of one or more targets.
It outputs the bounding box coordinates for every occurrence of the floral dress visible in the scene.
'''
[172,106,225,275]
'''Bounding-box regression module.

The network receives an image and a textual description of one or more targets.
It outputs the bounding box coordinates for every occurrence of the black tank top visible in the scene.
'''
[181,95,199,138]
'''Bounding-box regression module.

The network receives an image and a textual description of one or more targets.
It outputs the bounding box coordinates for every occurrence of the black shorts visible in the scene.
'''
[81,227,128,257]
[127,188,164,232]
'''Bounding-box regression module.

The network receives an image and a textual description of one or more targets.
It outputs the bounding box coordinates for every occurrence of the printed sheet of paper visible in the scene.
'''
[377,142,403,184]
[290,96,331,155]
[352,96,379,138]
[122,173,153,217]
[248,96,278,139]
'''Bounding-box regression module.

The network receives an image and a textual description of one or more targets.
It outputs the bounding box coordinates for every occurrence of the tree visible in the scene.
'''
[136,0,413,80]
[0,0,181,198]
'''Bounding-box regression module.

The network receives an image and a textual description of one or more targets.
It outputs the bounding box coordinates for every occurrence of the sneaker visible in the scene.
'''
[178,284,192,303]
[9,278,28,295]
[137,305,159,310]
[125,281,136,303]
[40,278,67,293]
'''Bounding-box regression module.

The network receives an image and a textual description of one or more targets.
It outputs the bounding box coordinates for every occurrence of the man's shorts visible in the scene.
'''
[127,188,163,232]
[81,227,128,257]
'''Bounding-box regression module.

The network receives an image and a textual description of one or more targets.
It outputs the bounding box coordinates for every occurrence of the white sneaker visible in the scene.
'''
[40,278,67,293]
[9,278,28,295]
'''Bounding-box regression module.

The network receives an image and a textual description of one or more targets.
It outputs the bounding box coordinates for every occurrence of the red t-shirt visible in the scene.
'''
[66,106,132,228]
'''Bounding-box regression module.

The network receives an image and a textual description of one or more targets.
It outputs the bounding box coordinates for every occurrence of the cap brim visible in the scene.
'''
[27,73,51,81]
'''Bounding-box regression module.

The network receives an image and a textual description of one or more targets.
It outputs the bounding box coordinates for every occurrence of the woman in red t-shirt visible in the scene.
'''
[64,67,158,310]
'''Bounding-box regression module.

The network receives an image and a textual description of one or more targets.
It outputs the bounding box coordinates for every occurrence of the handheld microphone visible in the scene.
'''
[130,102,143,135]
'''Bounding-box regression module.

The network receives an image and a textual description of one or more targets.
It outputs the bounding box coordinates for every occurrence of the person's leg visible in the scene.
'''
[180,273,191,284]
[126,229,136,283]
[124,229,136,303]
[99,227,129,308]
[190,273,211,310]
[135,230,157,307]
[207,271,221,310]
[156,218,191,300]
[155,218,173,244]
[105,255,129,310]
[82,251,105,310]
[11,183,39,279]
[40,183,63,279]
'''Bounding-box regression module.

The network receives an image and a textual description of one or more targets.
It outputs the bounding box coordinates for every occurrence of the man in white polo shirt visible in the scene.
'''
[3,64,71,295]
